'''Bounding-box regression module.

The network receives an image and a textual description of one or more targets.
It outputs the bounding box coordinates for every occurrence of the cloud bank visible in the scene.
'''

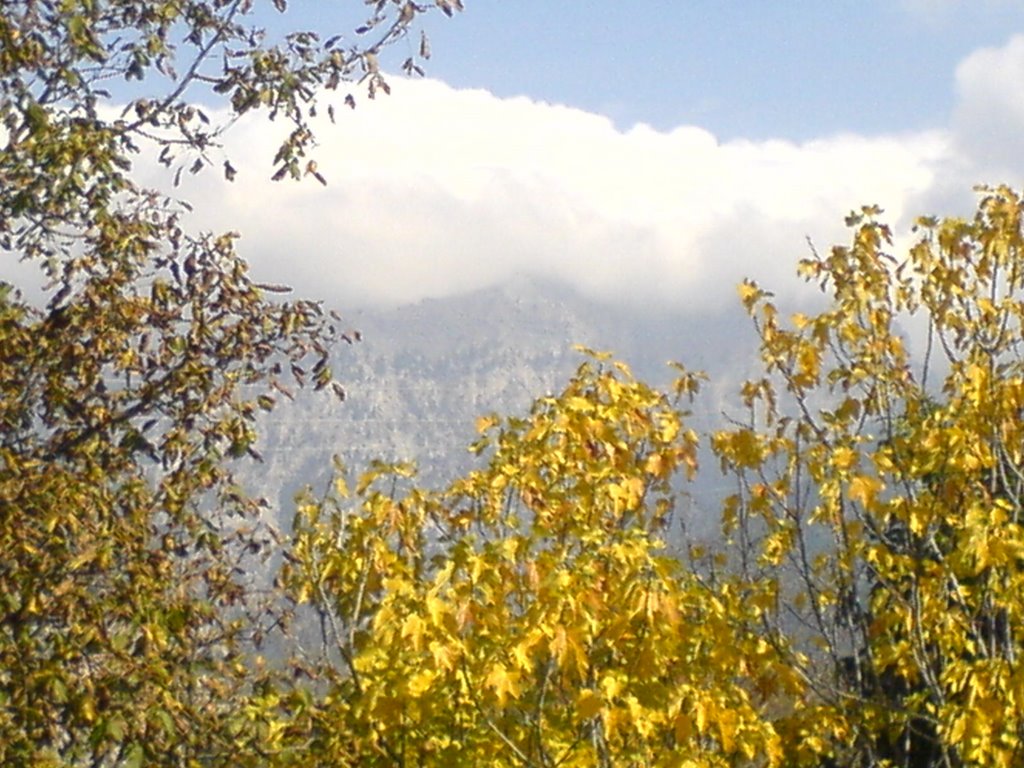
[162,34,1024,314]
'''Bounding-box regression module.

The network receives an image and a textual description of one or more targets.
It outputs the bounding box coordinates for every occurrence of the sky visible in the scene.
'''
[414,0,1024,139]
[160,1,1024,316]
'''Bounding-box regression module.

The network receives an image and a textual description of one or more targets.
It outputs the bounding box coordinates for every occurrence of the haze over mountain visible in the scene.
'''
[251,276,765,542]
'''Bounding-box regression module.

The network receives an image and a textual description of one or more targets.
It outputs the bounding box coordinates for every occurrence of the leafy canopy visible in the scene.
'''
[286,353,786,766]
[713,186,1024,767]
[0,1,460,765]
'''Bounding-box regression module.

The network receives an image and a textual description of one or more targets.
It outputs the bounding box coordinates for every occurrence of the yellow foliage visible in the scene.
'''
[575,689,603,720]
[847,474,884,508]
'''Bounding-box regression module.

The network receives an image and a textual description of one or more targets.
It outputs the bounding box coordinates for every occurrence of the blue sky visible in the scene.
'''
[162,2,1024,313]
[405,1,1024,139]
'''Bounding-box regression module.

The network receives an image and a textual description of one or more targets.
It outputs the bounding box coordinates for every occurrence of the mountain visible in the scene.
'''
[251,277,761,542]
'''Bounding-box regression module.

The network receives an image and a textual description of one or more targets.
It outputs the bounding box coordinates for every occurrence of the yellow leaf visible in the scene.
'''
[848,474,883,508]
[660,417,680,443]
[485,663,520,706]
[401,613,427,651]
[407,670,435,697]
[333,475,349,497]
[550,625,568,664]
[475,414,498,434]
[600,673,624,701]
[425,594,451,629]
[429,640,458,672]
[795,342,820,386]
[576,689,602,720]
[717,707,738,753]
[738,279,763,309]
[832,446,856,471]
[644,452,665,477]
[565,395,595,413]
[511,642,533,672]
[694,700,708,733]
[674,711,694,742]
[625,695,654,737]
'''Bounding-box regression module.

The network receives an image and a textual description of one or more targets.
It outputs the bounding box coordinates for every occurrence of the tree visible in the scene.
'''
[285,353,788,766]
[286,188,1024,767]
[712,185,1024,767]
[0,1,460,764]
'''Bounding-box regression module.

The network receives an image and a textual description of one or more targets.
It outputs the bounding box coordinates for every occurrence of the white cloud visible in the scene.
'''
[155,36,1024,315]
[951,34,1024,180]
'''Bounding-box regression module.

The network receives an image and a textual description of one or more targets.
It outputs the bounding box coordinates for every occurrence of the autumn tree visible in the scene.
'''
[0,1,460,764]
[285,353,789,766]
[713,185,1024,767]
